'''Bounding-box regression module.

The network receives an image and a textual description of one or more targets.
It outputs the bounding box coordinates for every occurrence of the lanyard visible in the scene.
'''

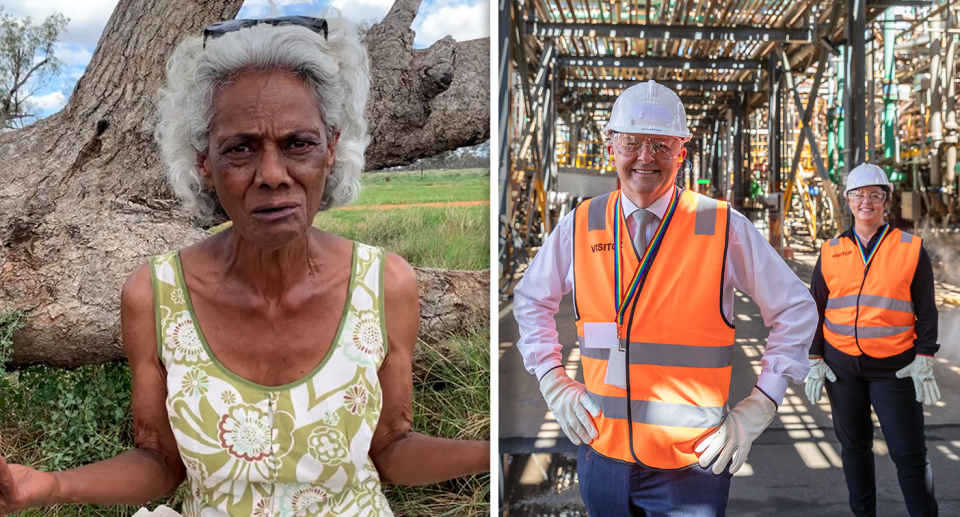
[612,188,680,332]
[854,224,891,268]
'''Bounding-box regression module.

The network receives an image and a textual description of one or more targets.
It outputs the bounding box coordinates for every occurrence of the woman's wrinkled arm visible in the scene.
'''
[368,253,489,486]
[1,265,186,513]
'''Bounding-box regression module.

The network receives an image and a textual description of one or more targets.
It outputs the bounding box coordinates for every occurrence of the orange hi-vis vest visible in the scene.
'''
[572,188,735,469]
[820,228,921,358]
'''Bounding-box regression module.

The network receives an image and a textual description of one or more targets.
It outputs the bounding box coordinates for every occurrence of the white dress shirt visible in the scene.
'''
[512,186,817,406]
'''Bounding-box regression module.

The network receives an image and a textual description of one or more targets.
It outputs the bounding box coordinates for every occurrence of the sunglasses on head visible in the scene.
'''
[202,16,329,49]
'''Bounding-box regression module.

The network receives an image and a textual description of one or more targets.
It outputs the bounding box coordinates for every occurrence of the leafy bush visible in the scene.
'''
[0,309,26,416]
[12,363,133,471]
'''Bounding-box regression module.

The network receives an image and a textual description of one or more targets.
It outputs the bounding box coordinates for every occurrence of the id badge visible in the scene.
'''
[604,348,627,388]
[583,322,618,349]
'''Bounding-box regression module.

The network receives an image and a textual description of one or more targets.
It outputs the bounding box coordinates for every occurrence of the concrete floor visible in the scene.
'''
[499,245,960,516]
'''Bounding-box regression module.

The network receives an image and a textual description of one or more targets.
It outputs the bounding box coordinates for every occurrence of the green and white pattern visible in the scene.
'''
[149,243,393,517]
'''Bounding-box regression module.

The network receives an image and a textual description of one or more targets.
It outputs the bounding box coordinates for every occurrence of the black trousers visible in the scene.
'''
[823,344,937,517]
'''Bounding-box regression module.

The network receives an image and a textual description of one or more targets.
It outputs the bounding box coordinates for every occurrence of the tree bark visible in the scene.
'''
[0,0,489,368]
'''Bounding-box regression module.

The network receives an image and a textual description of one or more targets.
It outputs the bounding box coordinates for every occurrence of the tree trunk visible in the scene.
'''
[0,0,489,368]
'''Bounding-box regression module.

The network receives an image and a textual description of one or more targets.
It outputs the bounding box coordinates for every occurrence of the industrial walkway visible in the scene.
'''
[499,245,960,516]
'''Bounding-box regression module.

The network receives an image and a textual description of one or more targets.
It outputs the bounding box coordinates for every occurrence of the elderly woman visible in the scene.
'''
[804,162,938,517]
[0,16,488,516]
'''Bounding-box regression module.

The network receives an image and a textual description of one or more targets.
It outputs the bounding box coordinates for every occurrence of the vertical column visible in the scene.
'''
[838,47,847,177]
[930,9,944,186]
[944,8,957,189]
[498,0,512,218]
[769,52,782,192]
[541,59,556,194]
[701,133,710,193]
[866,30,876,161]
[827,59,838,182]
[768,53,784,255]
[844,0,866,169]
[733,93,744,206]
[743,97,752,200]
[711,119,721,195]
[882,7,898,181]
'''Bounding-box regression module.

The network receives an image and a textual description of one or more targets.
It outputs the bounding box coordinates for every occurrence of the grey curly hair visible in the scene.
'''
[156,17,369,223]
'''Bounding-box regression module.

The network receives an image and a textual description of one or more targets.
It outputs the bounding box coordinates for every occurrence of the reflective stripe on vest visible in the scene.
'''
[586,392,724,428]
[572,188,734,469]
[819,229,921,358]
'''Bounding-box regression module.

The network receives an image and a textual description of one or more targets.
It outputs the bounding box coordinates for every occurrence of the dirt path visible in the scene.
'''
[335,200,490,210]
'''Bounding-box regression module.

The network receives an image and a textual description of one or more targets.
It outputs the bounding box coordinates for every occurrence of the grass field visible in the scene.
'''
[0,168,491,516]
[210,168,491,271]
[355,168,489,206]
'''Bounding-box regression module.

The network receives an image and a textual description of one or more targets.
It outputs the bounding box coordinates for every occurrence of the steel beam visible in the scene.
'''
[897,0,960,40]
[526,22,812,42]
[567,94,730,106]
[844,0,867,169]
[558,55,764,70]
[930,9,944,186]
[945,8,958,186]
[498,0,511,219]
[562,79,761,92]
[774,44,842,235]
[867,0,930,6]
[769,52,782,191]
[733,93,744,203]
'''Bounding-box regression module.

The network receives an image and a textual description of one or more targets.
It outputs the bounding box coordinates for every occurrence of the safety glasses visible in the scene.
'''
[846,190,887,204]
[612,133,683,158]
[202,16,329,49]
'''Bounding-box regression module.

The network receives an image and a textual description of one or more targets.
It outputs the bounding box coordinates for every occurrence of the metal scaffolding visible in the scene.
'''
[500,0,960,290]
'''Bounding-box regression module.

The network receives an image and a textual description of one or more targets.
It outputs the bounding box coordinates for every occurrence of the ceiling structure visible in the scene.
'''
[525,0,931,133]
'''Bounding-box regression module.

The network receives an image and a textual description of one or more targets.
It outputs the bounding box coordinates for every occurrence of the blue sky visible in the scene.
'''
[5,0,490,121]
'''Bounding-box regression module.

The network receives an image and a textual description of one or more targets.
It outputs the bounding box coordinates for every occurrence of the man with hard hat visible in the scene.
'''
[512,80,819,516]
[805,162,939,517]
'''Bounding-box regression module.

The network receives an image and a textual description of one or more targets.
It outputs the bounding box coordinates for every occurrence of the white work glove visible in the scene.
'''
[539,367,602,445]
[131,506,181,517]
[696,387,777,475]
[804,357,837,405]
[896,355,941,406]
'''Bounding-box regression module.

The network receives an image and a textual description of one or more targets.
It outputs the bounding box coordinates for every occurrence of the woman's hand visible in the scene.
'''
[0,455,58,514]
[368,253,489,485]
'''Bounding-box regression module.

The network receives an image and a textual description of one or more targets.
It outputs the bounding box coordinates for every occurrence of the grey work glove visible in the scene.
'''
[696,387,777,475]
[539,367,602,445]
[804,357,837,405]
[896,355,941,406]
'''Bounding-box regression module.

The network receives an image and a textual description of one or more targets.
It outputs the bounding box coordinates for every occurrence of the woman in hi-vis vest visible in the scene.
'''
[805,163,939,517]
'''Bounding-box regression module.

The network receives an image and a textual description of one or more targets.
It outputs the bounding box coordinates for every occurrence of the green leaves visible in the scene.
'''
[4,362,133,471]
[0,7,69,128]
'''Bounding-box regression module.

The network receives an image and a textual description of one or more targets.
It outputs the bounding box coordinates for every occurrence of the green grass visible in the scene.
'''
[315,205,489,270]
[356,168,489,206]
[209,168,490,270]
[1,332,490,517]
[0,168,490,516]
[387,332,490,517]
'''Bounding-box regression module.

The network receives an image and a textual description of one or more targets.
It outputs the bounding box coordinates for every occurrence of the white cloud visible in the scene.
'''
[327,0,395,26]
[4,0,120,48]
[29,90,67,110]
[238,0,313,18]
[413,0,488,46]
[53,43,93,67]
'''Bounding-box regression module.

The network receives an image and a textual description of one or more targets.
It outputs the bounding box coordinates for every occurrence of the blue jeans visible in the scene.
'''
[824,345,938,517]
[577,444,732,517]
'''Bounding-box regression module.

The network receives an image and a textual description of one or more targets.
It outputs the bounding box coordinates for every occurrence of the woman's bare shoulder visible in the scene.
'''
[383,252,418,301]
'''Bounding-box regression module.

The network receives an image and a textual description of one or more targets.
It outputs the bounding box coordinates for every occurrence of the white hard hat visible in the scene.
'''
[602,80,691,139]
[844,163,892,197]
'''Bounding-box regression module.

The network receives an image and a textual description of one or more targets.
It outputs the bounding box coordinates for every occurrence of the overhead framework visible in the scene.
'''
[500,0,960,291]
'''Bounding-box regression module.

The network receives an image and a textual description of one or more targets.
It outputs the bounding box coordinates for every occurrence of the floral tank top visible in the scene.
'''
[148,242,394,517]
